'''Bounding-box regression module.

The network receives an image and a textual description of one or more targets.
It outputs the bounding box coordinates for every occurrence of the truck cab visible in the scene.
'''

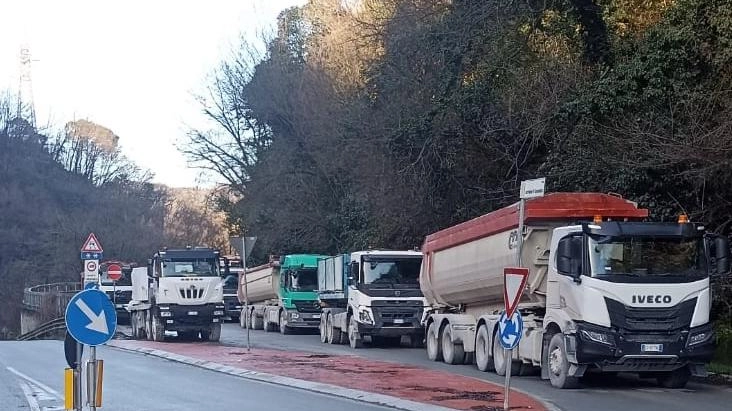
[545,219,729,388]
[319,250,427,348]
[127,247,226,341]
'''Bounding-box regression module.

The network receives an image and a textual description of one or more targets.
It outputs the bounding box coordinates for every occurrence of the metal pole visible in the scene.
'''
[87,346,97,410]
[505,198,525,411]
[243,239,251,351]
[74,343,82,411]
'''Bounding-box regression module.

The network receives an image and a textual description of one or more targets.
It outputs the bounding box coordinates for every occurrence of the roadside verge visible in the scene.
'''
[108,339,549,411]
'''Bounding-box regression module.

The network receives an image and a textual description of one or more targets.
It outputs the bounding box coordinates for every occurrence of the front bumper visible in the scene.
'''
[223,295,241,318]
[157,303,226,330]
[356,304,424,337]
[285,310,321,328]
[573,322,715,372]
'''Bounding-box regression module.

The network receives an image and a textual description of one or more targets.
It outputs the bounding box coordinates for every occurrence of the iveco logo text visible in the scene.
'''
[632,295,672,304]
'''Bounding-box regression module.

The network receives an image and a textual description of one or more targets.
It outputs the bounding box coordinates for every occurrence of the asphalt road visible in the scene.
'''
[219,323,732,411]
[0,340,399,411]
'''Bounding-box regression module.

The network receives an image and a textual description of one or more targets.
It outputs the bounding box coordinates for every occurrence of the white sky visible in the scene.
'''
[0,0,306,187]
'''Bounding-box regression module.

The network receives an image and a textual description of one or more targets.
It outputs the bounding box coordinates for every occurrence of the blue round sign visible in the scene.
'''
[498,310,523,350]
[65,289,117,346]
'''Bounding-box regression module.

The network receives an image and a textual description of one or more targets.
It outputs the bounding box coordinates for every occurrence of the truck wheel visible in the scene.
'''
[475,324,494,372]
[279,311,292,335]
[319,314,328,343]
[656,366,691,389]
[547,333,579,389]
[348,316,363,349]
[252,314,264,330]
[409,334,425,348]
[441,325,465,365]
[130,313,139,339]
[426,322,442,361]
[239,310,248,329]
[151,314,165,342]
[208,323,222,342]
[327,313,341,344]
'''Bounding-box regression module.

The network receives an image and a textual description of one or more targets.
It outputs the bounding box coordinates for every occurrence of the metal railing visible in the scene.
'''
[16,317,66,341]
[23,282,83,315]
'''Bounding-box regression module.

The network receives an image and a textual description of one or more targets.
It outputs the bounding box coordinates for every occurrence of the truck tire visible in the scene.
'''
[441,325,465,365]
[327,313,341,344]
[348,316,363,349]
[279,311,292,335]
[656,366,691,389]
[252,313,264,330]
[319,315,328,343]
[239,310,249,329]
[426,321,442,361]
[547,333,579,389]
[492,329,520,376]
[409,334,425,348]
[151,314,165,342]
[475,324,494,372]
[207,323,222,342]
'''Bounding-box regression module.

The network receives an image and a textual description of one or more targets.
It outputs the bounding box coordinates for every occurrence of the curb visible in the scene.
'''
[108,343,459,411]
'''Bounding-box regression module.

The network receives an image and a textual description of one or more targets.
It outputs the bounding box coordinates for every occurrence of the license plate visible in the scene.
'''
[641,343,663,353]
[188,311,198,316]
[393,319,405,324]
[312,314,321,319]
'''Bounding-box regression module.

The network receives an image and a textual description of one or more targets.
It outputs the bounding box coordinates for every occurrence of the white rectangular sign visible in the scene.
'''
[520,178,546,199]
[84,259,100,284]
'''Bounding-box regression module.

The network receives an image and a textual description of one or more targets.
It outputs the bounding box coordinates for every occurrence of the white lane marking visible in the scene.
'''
[18,381,41,411]
[6,367,62,399]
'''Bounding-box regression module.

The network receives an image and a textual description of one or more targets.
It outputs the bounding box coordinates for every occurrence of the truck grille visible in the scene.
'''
[605,297,696,333]
[179,288,204,299]
[292,300,321,313]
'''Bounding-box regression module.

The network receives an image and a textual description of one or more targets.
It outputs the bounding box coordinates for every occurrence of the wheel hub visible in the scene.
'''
[549,347,562,375]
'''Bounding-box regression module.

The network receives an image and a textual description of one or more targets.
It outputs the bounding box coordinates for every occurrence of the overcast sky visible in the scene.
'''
[0,0,306,187]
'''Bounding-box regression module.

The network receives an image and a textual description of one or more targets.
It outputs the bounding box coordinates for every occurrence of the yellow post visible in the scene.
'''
[64,368,74,410]
[95,360,104,407]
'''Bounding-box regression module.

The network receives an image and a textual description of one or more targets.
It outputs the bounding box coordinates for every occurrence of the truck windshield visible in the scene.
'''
[363,258,421,285]
[288,268,318,291]
[588,236,706,280]
[162,258,219,277]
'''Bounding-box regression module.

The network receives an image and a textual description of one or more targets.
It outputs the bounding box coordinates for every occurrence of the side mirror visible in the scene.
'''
[557,236,582,279]
[715,236,730,275]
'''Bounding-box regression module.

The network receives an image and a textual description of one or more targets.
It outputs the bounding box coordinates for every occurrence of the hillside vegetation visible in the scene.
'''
[185,0,732,362]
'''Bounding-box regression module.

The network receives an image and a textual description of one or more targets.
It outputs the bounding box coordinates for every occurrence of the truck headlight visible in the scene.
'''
[213,310,224,316]
[359,308,374,325]
[688,330,713,347]
[160,311,172,317]
[580,329,614,346]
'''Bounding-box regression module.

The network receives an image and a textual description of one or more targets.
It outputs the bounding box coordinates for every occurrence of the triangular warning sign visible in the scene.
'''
[81,233,103,253]
[504,267,529,319]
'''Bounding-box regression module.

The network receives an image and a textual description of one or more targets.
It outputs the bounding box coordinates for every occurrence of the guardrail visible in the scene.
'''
[16,317,66,341]
[22,282,83,315]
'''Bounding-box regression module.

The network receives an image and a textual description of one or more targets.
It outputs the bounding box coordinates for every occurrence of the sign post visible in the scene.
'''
[502,265,529,411]
[65,288,116,411]
[107,263,122,307]
[230,236,257,351]
[503,178,545,410]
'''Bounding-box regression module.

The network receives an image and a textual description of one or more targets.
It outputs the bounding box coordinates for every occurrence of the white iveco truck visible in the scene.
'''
[126,247,226,342]
[318,250,427,348]
[421,193,729,389]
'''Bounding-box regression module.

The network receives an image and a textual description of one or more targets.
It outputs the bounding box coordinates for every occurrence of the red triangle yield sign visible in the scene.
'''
[81,233,103,253]
[504,267,529,319]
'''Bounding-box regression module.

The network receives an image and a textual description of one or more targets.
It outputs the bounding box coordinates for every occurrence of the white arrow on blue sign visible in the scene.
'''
[65,289,117,346]
[498,310,523,350]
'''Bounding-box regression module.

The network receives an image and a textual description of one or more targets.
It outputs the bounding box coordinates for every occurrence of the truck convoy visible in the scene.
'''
[126,247,226,342]
[318,250,426,349]
[420,192,729,389]
[238,254,325,334]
